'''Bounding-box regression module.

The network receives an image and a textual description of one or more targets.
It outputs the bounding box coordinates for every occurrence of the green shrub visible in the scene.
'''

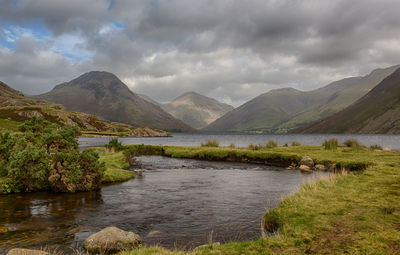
[291,141,301,146]
[344,139,363,149]
[105,138,124,151]
[0,117,105,193]
[266,140,278,148]
[323,138,338,150]
[201,139,219,147]
[370,144,383,150]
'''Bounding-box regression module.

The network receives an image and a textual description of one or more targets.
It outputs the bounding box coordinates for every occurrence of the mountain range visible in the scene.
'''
[296,67,400,134]
[203,65,399,133]
[35,71,193,132]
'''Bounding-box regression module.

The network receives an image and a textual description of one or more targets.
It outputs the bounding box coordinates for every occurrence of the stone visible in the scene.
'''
[194,242,221,251]
[84,226,142,254]
[146,230,163,238]
[299,165,312,173]
[383,147,391,151]
[299,156,314,168]
[314,164,327,171]
[7,249,49,255]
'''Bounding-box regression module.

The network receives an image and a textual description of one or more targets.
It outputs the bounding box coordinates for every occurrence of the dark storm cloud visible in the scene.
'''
[0,0,400,105]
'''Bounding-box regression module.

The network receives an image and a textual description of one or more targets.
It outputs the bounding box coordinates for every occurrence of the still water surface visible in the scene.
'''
[0,156,328,253]
[79,133,400,149]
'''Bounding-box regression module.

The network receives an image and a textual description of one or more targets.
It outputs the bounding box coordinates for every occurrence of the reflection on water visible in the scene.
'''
[79,133,400,149]
[0,156,329,253]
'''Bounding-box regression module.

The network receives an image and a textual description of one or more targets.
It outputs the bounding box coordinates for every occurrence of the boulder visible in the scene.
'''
[194,242,221,251]
[299,156,314,168]
[84,227,142,254]
[7,249,49,255]
[314,164,327,171]
[299,165,312,173]
[383,147,391,151]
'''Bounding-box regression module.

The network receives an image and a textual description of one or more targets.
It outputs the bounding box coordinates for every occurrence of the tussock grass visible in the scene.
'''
[323,138,338,150]
[201,139,220,147]
[291,141,301,146]
[266,140,278,148]
[343,139,363,150]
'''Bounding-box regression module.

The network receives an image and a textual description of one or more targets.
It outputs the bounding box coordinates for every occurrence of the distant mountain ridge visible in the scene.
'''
[295,67,400,134]
[203,65,400,133]
[161,91,234,129]
[35,71,194,132]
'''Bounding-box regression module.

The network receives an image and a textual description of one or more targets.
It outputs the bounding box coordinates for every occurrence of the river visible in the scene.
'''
[0,156,329,253]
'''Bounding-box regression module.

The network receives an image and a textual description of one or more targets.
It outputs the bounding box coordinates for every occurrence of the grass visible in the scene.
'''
[0,118,22,132]
[94,147,135,183]
[201,139,220,147]
[118,144,399,254]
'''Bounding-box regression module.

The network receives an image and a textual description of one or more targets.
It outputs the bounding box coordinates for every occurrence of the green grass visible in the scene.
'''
[0,118,22,132]
[93,147,135,183]
[119,145,400,255]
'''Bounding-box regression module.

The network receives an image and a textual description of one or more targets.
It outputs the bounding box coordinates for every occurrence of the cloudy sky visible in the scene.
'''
[1,0,400,106]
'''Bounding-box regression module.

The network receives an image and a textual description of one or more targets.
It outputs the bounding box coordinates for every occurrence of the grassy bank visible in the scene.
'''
[124,144,374,171]
[118,144,399,254]
[92,147,135,183]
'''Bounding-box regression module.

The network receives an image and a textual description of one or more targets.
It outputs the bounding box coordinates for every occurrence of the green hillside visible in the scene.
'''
[296,67,400,133]
[204,65,399,133]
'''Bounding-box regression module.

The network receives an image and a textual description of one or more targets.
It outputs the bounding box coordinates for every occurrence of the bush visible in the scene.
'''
[105,138,124,152]
[247,143,263,150]
[344,139,363,149]
[291,141,301,146]
[201,139,219,147]
[228,143,236,149]
[370,144,383,150]
[266,140,278,148]
[323,138,338,150]
[0,117,105,193]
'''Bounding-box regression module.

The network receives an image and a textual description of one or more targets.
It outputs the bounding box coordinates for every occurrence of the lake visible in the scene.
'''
[79,133,400,149]
[0,156,328,253]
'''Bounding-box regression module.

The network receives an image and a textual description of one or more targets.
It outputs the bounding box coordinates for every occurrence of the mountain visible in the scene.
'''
[35,71,193,132]
[161,91,234,129]
[203,65,399,133]
[0,81,169,136]
[295,67,400,134]
[138,94,161,106]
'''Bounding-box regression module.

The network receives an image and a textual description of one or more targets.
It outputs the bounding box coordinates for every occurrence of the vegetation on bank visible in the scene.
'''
[0,117,106,194]
[118,144,400,255]
[0,118,137,195]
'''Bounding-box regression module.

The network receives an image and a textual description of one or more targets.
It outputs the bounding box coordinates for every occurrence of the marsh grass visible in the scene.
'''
[201,139,219,147]
[291,141,301,146]
[266,140,278,148]
[343,139,364,150]
[370,144,383,150]
[323,138,338,150]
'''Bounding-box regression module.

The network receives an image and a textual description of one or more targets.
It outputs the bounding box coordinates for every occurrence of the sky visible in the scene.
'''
[1,0,400,106]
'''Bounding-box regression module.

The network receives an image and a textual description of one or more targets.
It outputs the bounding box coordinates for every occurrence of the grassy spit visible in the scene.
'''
[91,147,135,183]
[118,144,399,254]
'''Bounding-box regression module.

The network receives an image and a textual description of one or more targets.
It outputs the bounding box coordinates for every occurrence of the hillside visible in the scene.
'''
[0,81,169,137]
[35,71,193,132]
[295,67,400,134]
[204,65,399,133]
[162,91,234,129]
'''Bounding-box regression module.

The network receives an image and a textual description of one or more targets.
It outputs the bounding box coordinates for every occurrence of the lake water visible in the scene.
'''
[0,156,328,253]
[79,133,400,149]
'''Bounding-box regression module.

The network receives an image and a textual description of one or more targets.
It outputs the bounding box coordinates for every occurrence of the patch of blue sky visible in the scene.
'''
[51,34,94,63]
[0,19,51,49]
[112,21,126,30]
[108,0,115,10]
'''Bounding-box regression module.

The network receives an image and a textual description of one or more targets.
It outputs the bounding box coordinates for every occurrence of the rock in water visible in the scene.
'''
[314,164,327,171]
[299,165,312,173]
[84,226,142,254]
[7,249,49,255]
[299,156,314,168]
